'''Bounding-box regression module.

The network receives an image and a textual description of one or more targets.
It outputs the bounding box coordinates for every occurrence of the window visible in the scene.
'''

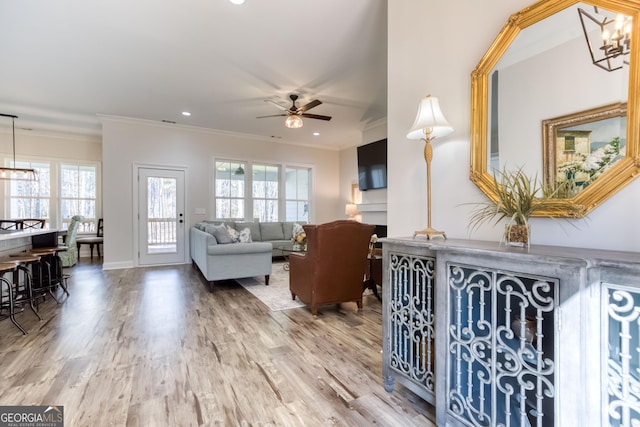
[60,164,97,232]
[4,159,100,233]
[564,135,576,152]
[252,164,279,222]
[214,159,311,222]
[9,161,51,225]
[215,160,245,220]
[285,167,310,221]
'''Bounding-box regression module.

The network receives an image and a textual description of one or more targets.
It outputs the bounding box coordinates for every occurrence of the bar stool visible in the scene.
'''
[3,253,43,317]
[27,246,70,302]
[0,262,27,334]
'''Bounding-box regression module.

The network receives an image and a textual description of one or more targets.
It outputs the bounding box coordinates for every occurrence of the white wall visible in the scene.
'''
[388,0,640,252]
[339,121,387,224]
[102,117,343,269]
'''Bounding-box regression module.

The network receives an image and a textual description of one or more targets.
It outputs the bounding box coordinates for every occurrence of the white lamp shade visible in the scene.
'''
[406,95,454,140]
[345,203,359,217]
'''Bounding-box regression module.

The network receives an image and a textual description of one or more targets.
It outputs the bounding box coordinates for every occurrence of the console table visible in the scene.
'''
[381,237,640,427]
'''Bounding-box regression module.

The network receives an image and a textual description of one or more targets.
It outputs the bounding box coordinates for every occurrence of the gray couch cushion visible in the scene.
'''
[282,222,295,240]
[260,222,284,241]
[207,224,233,244]
[235,222,261,241]
[207,241,272,256]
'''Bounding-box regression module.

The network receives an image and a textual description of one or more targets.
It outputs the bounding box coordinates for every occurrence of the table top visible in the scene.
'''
[273,243,307,255]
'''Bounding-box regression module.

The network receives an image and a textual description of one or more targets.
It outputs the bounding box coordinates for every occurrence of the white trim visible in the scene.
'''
[102,261,135,270]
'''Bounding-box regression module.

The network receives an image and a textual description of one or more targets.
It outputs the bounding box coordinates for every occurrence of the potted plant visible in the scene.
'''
[467,166,582,247]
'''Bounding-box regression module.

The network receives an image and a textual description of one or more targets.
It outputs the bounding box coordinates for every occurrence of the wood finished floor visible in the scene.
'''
[0,259,436,427]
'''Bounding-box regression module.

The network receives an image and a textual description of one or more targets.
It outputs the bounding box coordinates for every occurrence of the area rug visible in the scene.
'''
[236,261,305,311]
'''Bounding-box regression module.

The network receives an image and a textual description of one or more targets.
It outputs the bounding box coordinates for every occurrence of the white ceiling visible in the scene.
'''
[0,0,388,150]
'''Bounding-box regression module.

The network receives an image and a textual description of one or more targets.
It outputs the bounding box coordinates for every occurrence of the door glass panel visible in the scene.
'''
[147,176,177,254]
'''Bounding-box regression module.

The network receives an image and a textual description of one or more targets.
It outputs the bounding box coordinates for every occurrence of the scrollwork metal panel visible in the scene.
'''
[387,253,436,396]
[447,263,557,427]
[605,284,640,427]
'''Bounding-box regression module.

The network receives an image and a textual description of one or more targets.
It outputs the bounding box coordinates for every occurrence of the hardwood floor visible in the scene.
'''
[0,260,436,426]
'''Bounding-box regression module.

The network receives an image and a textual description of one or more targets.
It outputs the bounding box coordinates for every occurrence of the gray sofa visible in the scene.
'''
[190,225,272,291]
[189,221,307,291]
[193,220,305,257]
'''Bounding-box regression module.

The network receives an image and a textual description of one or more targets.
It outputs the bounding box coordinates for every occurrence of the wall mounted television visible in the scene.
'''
[357,138,387,191]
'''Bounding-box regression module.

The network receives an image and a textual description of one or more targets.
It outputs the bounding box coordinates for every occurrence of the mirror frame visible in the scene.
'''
[470,0,640,218]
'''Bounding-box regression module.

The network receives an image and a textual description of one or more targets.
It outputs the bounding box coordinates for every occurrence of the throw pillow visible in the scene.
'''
[292,222,304,238]
[225,225,241,243]
[208,224,233,244]
[239,227,252,243]
[235,222,261,241]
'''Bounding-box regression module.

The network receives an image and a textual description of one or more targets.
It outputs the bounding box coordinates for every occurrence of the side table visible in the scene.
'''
[363,254,382,301]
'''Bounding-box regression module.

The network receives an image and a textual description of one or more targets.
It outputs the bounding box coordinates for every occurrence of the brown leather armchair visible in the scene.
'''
[289,220,375,315]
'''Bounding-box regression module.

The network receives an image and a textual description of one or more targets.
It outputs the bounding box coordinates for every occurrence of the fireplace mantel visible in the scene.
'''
[357,203,387,226]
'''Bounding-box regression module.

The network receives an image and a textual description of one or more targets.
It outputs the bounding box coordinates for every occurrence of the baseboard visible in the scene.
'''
[102,261,135,270]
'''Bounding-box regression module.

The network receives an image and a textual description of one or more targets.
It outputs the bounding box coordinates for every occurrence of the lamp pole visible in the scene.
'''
[413,129,446,239]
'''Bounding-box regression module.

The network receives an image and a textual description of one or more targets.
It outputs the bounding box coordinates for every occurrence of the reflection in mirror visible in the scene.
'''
[487,3,629,180]
[470,0,640,217]
[542,102,626,198]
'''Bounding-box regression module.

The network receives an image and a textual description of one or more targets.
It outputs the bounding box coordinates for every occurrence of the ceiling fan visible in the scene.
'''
[257,94,332,128]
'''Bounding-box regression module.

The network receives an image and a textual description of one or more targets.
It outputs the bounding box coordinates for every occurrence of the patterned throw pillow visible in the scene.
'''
[292,222,304,239]
[239,227,252,243]
[226,225,241,243]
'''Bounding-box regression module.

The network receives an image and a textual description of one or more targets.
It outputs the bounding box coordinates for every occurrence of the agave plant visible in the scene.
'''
[467,166,582,242]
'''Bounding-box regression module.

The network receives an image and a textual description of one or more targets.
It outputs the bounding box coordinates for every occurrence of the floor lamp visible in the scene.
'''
[406,95,453,239]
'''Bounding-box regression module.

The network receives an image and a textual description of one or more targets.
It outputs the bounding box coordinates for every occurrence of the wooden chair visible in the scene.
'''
[76,218,104,260]
[0,220,22,230]
[289,220,375,315]
[20,219,46,229]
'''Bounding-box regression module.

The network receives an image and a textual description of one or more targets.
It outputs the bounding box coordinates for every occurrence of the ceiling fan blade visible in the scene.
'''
[300,113,332,121]
[256,114,288,118]
[264,100,288,111]
[297,99,322,113]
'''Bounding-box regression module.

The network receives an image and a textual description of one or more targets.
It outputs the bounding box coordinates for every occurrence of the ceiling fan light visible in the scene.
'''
[285,115,303,129]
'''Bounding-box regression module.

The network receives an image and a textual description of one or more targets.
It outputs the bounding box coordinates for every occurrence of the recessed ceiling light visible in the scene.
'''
[313,132,320,136]
[229,0,245,4]
[182,111,191,116]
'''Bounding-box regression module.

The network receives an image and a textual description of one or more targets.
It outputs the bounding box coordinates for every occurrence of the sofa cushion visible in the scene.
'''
[235,222,261,241]
[282,222,295,240]
[260,222,284,241]
[207,241,272,256]
[207,224,233,244]
[239,227,252,243]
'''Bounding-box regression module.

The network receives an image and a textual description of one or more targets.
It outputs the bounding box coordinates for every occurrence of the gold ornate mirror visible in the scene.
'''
[470,0,640,217]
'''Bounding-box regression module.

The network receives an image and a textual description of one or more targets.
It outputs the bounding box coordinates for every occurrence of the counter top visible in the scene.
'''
[0,228,58,241]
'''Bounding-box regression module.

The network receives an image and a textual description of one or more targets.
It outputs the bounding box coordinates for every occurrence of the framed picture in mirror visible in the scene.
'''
[542,102,627,198]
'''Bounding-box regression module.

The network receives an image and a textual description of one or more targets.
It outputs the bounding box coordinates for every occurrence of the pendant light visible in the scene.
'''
[0,113,38,181]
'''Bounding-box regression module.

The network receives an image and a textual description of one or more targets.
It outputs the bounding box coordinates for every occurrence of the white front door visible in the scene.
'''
[138,167,186,265]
